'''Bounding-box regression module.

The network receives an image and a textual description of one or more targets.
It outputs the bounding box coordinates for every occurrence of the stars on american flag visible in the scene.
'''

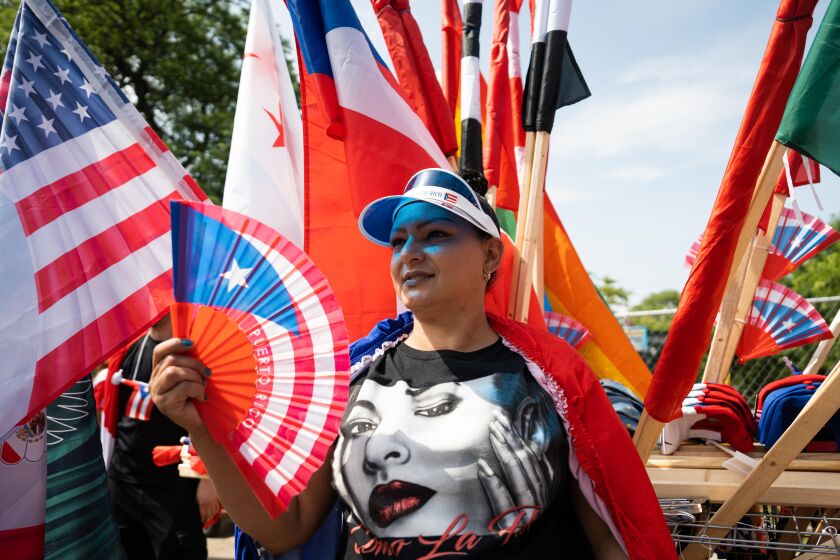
[45,89,63,110]
[79,80,95,98]
[37,115,56,138]
[18,78,36,98]
[53,66,70,85]
[8,104,27,125]
[0,133,19,153]
[0,6,116,170]
[25,51,44,72]
[72,101,89,122]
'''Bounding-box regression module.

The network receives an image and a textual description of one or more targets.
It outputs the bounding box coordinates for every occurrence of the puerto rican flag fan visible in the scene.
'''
[544,310,591,349]
[736,280,832,363]
[170,201,349,517]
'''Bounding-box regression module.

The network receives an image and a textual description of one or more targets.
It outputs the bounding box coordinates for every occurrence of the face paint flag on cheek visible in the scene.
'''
[169,201,350,518]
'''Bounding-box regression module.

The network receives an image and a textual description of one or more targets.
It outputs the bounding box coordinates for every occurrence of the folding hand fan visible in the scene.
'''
[684,234,703,268]
[735,279,832,363]
[544,311,591,349]
[169,200,349,517]
[763,207,840,281]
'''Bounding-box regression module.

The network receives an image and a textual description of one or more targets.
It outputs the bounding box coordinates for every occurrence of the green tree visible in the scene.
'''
[0,0,250,202]
[630,289,680,332]
[594,275,631,311]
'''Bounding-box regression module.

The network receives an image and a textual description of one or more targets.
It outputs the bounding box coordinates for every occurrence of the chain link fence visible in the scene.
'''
[618,297,840,406]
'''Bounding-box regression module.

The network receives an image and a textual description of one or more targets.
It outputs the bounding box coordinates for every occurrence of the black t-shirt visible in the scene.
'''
[108,335,189,486]
[334,339,593,559]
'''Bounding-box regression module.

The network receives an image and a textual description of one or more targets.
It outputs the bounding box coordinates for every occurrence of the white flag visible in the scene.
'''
[223,0,304,247]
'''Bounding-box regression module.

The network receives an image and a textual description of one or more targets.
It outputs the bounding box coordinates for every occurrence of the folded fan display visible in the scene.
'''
[756,374,840,451]
[661,383,757,455]
[600,379,644,434]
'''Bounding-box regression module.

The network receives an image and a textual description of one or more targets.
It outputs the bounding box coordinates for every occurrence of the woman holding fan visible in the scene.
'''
[150,168,672,559]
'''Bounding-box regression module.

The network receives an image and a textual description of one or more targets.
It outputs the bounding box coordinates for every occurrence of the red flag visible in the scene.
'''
[484,0,525,208]
[372,0,458,157]
[646,0,818,423]
[441,0,462,118]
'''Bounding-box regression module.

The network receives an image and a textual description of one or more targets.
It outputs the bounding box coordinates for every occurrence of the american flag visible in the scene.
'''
[0,0,206,435]
[122,378,152,422]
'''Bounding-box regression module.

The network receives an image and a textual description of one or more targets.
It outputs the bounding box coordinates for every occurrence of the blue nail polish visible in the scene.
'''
[204,367,212,377]
[181,339,194,347]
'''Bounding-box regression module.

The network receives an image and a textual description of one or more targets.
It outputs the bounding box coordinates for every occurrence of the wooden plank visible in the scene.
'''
[647,453,840,472]
[649,467,840,507]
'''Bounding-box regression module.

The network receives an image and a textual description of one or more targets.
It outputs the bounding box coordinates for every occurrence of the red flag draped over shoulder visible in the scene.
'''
[372,0,458,157]
[645,0,818,423]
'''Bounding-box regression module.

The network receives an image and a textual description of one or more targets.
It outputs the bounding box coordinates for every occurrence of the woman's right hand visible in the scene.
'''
[150,338,210,435]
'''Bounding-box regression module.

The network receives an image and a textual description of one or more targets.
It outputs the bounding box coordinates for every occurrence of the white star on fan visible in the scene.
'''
[220,259,253,292]
[8,104,27,124]
[79,80,95,98]
[782,319,796,331]
[54,66,71,85]
[33,32,50,48]
[37,115,56,138]
[72,101,90,122]
[19,78,36,98]
[25,51,45,72]
[45,90,63,110]
[60,47,71,61]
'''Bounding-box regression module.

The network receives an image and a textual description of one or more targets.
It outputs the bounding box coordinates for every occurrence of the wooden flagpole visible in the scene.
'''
[447,155,459,172]
[703,192,787,383]
[633,410,664,463]
[682,357,840,560]
[803,309,840,375]
[509,131,537,317]
[701,142,786,382]
[513,130,550,321]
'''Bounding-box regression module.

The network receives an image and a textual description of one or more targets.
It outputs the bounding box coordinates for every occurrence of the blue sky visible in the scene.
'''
[287,1,840,306]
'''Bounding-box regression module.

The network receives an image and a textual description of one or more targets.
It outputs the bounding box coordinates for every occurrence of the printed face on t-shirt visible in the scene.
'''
[335,371,562,539]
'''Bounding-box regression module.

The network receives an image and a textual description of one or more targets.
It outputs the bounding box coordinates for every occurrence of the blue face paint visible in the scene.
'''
[389,202,475,253]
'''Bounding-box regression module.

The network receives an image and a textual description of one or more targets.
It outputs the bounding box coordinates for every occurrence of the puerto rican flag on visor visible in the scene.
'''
[358,168,500,246]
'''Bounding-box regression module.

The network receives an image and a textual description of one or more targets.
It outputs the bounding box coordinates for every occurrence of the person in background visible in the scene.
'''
[108,314,220,560]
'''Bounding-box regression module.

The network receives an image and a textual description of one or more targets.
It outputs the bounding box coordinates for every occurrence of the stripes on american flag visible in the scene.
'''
[0,0,205,434]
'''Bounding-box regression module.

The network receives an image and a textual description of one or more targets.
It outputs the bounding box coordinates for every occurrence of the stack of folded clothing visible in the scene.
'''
[600,379,644,435]
[661,383,756,455]
[756,374,840,451]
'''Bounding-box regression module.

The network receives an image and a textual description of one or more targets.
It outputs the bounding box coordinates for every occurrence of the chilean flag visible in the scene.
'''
[287,0,449,215]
